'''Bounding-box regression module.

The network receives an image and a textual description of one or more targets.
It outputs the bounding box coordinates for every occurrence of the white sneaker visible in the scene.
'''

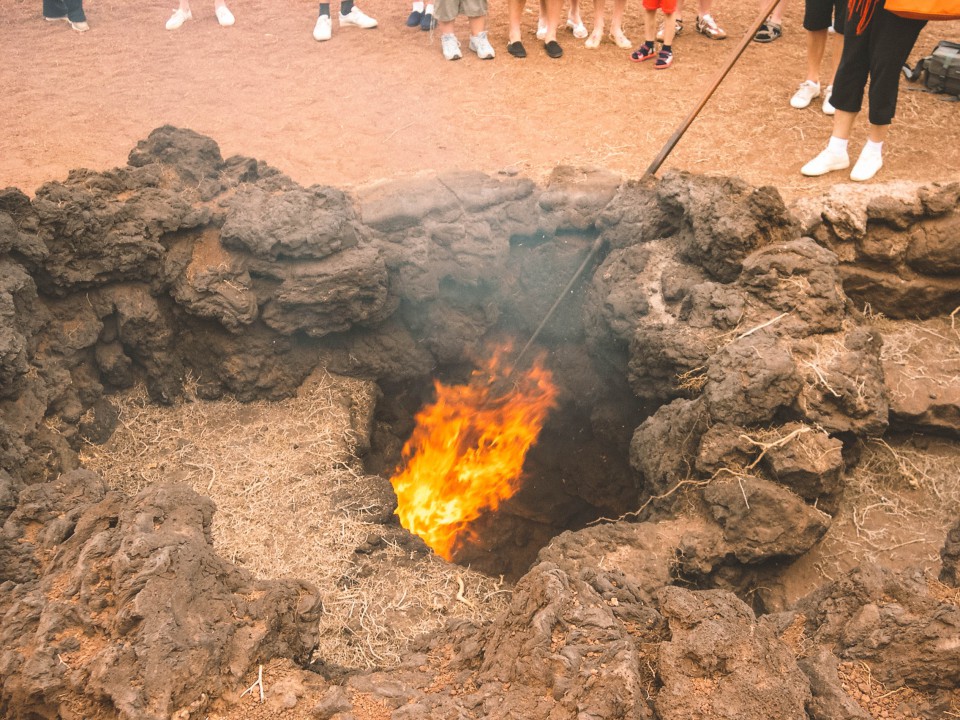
[536,18,547,39]
[313,14,332,40]
[790,80,821,109]
[801,148,850,177]
[850,149,882,182]
[216,4,235,26]
[165,8,192,29]
[441,33,462,60]
[469,30,495,59]
[70,20,90,31]
[340,7,378,28]
[822,85,835,115]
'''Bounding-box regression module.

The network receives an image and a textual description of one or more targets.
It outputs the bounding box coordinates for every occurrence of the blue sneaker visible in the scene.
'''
[406,10,422,26]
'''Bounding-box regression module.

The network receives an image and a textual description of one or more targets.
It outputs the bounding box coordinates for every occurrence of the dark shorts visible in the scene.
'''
[804,0,846,32]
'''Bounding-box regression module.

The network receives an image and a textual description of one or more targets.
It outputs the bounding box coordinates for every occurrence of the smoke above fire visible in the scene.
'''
[389,343,559,560]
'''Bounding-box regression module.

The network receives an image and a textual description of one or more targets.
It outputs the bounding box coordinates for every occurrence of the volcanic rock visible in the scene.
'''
[0,470,322,720]
[654,586,811,720]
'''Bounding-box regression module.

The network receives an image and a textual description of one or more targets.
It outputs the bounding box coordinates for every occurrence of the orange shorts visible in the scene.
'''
[643,0,677,13]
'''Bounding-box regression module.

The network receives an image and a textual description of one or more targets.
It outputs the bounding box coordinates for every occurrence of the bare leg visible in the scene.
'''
[508,0,524,42]
[568,0,583,25]
[609,0,630,45]
[542,0,561,43]
[644,7,656,41]
[805,28,828,83]
[831,109,857,140]
[468,14,485,33]
[826,31,844,85]
[179,0,191,11]
[768,0,784,24]
[586,0,605,47]
[662,10,676,43]
[867,123,889,143]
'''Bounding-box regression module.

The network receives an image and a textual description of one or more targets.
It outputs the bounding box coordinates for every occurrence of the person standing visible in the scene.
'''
[789,0,845,113]
[43,0,88,32]
[632,0,678,67]
[434,0,495,59]
[801,0,927,181]
[166,0,235,29]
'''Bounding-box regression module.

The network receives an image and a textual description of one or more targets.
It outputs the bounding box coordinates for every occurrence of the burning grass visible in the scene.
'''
[80,369,511,670]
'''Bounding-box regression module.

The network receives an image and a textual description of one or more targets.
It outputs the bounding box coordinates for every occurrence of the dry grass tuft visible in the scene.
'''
[808,435,960,583]
[81,369,511,670]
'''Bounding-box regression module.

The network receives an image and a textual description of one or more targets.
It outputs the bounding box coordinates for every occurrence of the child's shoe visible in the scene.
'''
[441,33,462,60]
[655,48,673,68]
[469,30,496,59]
[630,42,655,62]
[420,6,434,30]
[406,9,422,25]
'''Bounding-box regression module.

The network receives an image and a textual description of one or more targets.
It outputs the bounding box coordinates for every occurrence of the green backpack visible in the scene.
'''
[903,40,960,100]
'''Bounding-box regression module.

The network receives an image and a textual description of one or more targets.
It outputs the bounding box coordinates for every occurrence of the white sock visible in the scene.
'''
[425,3,434,13]
[827,136,848,155]
[412,1,424,10]
[862,139,883,157]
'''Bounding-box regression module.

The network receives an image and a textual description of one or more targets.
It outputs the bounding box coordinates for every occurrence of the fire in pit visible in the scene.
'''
[389,344,558,560]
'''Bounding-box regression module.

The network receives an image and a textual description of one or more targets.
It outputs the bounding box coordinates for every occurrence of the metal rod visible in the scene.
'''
[643,0,785,178]
[514,235,607,368]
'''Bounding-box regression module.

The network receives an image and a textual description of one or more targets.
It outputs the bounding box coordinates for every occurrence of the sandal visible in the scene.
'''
[753,21,782,42]
[654,48,673,69]
[566,17,588,38]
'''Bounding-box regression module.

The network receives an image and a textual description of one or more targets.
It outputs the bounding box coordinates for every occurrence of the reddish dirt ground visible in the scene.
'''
[2,0,958,200]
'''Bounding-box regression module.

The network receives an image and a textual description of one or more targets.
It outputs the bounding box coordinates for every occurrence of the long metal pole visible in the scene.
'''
[514,235,607,368]
[644,0,785,178]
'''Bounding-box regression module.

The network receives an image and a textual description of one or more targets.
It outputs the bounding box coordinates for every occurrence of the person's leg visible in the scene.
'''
[864,10,925,127]
[438,0,462,60]
[609,0,630,46]
[586,0,605,48]
[468,11,495,56]
[42,0,60,18]
[631,4,658,59]
[806,29,828,83]
[542,0,562,44]
[568,0,586,33]
[508,0,525,44]
[826,30,843,84]
[62,0,85,24]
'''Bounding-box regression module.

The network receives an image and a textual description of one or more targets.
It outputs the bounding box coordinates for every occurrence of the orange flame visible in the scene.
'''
[389,344,558,560]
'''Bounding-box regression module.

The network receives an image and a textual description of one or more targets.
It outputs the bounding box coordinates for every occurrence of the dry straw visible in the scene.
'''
[81,369,511,669]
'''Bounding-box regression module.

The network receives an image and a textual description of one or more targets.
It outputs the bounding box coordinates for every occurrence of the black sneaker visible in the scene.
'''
[420,11,434,30]
[406,10,422,26]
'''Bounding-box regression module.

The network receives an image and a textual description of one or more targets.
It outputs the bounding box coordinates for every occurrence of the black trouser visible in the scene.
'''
[831,3,925,125]
[43,0,86,22]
